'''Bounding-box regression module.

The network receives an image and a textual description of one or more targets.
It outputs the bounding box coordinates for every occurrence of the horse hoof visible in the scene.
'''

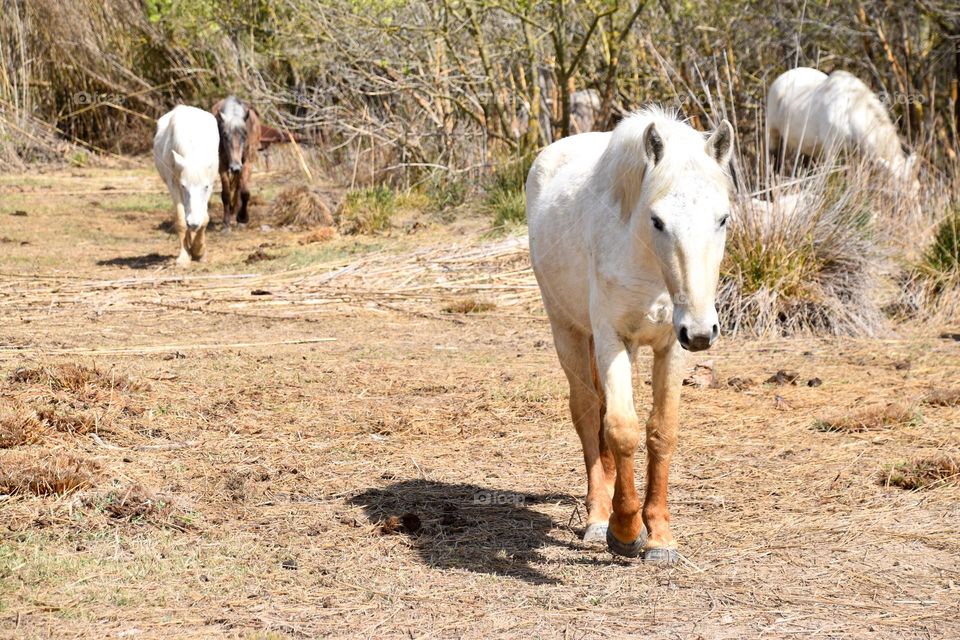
[221,225,232,234]
[643,547,679,565]
[606,525,647,558]
[582,523,607,545]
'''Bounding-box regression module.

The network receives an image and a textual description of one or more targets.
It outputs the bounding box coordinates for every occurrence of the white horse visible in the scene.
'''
[153,105,220,266]
[527,106,734,563]
[766,68,919,201]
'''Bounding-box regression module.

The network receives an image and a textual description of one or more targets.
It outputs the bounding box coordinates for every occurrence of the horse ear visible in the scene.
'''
[643,123,664,165]
[706,120,734,166]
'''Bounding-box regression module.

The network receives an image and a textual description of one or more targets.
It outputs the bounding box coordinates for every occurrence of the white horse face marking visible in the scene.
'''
[643,122,733,351]
[648,183,729,351]
[173,151,214,231]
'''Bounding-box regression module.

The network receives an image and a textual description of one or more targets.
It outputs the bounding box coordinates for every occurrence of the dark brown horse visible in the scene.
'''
[211,96,261,230]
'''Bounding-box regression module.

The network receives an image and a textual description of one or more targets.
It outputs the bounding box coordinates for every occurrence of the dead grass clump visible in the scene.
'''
[882,455,960,490]
[0,406,46,448]
[270,185,334,228]
[0,453,97,496]
[442,298,497,314]
[86,484,193,529]
[35,404,105,434]
[299,227,337,244]
[813,402,918,433]
[922,387,960,407]
[10,363,149,395]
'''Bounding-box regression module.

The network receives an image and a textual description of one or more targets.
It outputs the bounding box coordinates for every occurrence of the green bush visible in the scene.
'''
[339,185,396,234]
[487,153,533,227]
[924,208,960,277]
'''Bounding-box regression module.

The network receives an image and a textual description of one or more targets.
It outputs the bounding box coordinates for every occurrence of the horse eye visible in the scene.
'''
[651,216,665,231]
[719,214,729,228]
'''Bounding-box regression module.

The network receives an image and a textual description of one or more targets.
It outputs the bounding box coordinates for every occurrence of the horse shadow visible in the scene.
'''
[96,253,170,269]
[348,480,581,585]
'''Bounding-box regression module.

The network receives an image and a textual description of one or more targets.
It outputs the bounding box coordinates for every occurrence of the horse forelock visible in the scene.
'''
[220,96,247,130]
[605,107,729,218]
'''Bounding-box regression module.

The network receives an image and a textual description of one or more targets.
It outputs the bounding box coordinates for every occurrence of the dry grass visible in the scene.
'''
[882,455,960,490]
[442,298,497,314]
[84,483,193,530]
[0,405,46,447]
[922,386,960,407]
[299,227,337,244]
[2,167,959,638]
[722,167,883,337]
[269,184,334,228]
[10,362,149,395]
[813,402,919,432]
[34,403,105,434]
[0,453,97,496]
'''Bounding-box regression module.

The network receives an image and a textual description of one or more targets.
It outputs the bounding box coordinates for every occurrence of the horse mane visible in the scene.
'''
[602,105,728,219]
[828,71,904,163]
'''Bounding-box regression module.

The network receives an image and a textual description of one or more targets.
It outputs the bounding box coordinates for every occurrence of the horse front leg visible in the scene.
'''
[190,224,207,262]
[594,326,645,558]
[174,201,191,267]
[220,174,234,233]
[236,165,251,225]
[642,341,684,564]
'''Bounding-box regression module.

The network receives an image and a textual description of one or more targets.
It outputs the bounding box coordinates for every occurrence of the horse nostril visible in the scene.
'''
[711,324,720,339]
[678,326,690,346]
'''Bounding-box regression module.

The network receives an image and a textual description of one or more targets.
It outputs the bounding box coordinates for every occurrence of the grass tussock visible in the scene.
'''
[85,484,193,529]
[10,363,149,395]
[895,209,960,320]
[442,298,497,314]
[922,387,960,407]
[270,185,334,229]
[5,362,148,439]
[340,186,396,235]
[882,455,960,490]
[35,403,105,435]
[0,453,98,496]
[813,402,918,433]
[0,406,46,448]
[720,169,882,336]
[487,154,532,228]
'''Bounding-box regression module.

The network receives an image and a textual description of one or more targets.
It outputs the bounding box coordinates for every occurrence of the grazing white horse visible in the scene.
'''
[153,105,220,266]
[766,67,919,201]
[527,106,734,563]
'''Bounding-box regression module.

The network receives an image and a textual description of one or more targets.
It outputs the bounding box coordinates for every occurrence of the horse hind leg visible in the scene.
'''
[552,323,613,544]
[590,337,616,515]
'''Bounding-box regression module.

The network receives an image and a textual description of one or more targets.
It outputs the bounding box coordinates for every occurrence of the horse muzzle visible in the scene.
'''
[229,162,242,174]
[677,323,719,352]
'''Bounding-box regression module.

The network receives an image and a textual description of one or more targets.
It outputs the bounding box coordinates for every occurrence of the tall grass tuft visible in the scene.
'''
[339,185,397,234]
[719,164,884,336]
[487,153,533,228]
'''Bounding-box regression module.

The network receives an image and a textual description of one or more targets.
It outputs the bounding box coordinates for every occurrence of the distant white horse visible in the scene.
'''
[153,105,220,266]
[527,107,734,564]
[766,68,919,200]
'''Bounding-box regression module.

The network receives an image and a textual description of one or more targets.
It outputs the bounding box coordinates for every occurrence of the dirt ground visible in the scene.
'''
[0,164,958,639]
